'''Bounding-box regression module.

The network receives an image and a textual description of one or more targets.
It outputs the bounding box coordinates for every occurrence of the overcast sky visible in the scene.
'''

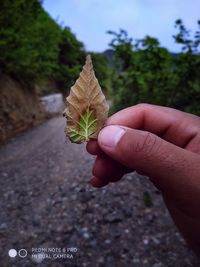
[43,0,200,52]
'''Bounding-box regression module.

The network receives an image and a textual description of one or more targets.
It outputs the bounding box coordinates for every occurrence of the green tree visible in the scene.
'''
[89,52,112,94]
[0,0,87,93]
[108,20,200,115]
[171,19,200,114]
[0,0,63,82]
[56,27,85,93]
[108,30,175,112]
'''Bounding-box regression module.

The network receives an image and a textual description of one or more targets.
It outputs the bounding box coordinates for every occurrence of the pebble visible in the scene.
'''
[0,223,7,231]
[104,239,112,245]
[133,258,140,263]
[143,238,149,245]
[97,256,105,264]
[83,232,90,239]
[152,236,161,245]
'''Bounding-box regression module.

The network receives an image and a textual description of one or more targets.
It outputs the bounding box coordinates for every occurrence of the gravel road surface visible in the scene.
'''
[0,117,198,267]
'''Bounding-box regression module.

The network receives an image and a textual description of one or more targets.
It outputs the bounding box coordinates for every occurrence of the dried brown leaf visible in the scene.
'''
[63,55,109,143]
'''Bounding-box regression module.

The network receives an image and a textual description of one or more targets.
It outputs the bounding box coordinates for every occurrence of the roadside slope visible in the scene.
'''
[0,74,45,143]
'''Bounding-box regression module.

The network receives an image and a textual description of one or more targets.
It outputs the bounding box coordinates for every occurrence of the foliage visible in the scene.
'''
[89,52,113,94]
[171,20,200,114]
[108,21,200,115]
[56,26,85,93]
[0,0,37,78]
[0,0,85,90]
[0,0,60,80]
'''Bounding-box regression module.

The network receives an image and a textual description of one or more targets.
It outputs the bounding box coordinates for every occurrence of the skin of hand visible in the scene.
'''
[86,104,200,255]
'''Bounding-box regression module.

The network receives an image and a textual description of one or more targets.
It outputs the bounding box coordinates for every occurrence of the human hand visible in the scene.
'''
[86,104,200,254]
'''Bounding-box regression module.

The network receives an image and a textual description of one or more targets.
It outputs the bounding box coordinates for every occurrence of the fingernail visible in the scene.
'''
[98,125,125,148]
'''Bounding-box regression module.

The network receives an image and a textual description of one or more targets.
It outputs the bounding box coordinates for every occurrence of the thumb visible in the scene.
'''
[97,125,198,194]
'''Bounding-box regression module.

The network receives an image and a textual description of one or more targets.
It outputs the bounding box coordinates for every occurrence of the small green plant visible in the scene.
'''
[143,191,153,208]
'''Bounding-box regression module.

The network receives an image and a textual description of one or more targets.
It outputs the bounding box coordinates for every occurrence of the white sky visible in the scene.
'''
[43,0,200,52]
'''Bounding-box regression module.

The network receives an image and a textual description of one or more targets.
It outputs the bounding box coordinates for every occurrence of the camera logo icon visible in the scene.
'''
[8,249,28,258]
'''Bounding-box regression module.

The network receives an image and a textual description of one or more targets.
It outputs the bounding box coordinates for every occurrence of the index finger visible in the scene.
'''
[107,104,200,148]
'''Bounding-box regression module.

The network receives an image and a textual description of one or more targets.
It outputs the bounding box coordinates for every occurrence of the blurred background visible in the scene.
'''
[0,0,199,266]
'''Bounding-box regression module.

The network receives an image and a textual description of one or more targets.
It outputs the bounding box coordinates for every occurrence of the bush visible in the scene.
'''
[108,20,200,115]
[0,0,85,89]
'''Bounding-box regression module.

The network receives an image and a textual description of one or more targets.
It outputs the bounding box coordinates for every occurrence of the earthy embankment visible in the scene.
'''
[0,116,198,267]
[0,74,46,143]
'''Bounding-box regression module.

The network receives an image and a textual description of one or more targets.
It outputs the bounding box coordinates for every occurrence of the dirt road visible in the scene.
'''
[0,117,197,266]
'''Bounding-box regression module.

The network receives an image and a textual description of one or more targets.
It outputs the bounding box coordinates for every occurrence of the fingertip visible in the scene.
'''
[89,176,109,188]
[92,154,128,182]
[86,139,100,155]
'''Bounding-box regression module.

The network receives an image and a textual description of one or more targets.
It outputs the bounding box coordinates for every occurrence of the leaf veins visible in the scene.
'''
[63,55,109,144]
